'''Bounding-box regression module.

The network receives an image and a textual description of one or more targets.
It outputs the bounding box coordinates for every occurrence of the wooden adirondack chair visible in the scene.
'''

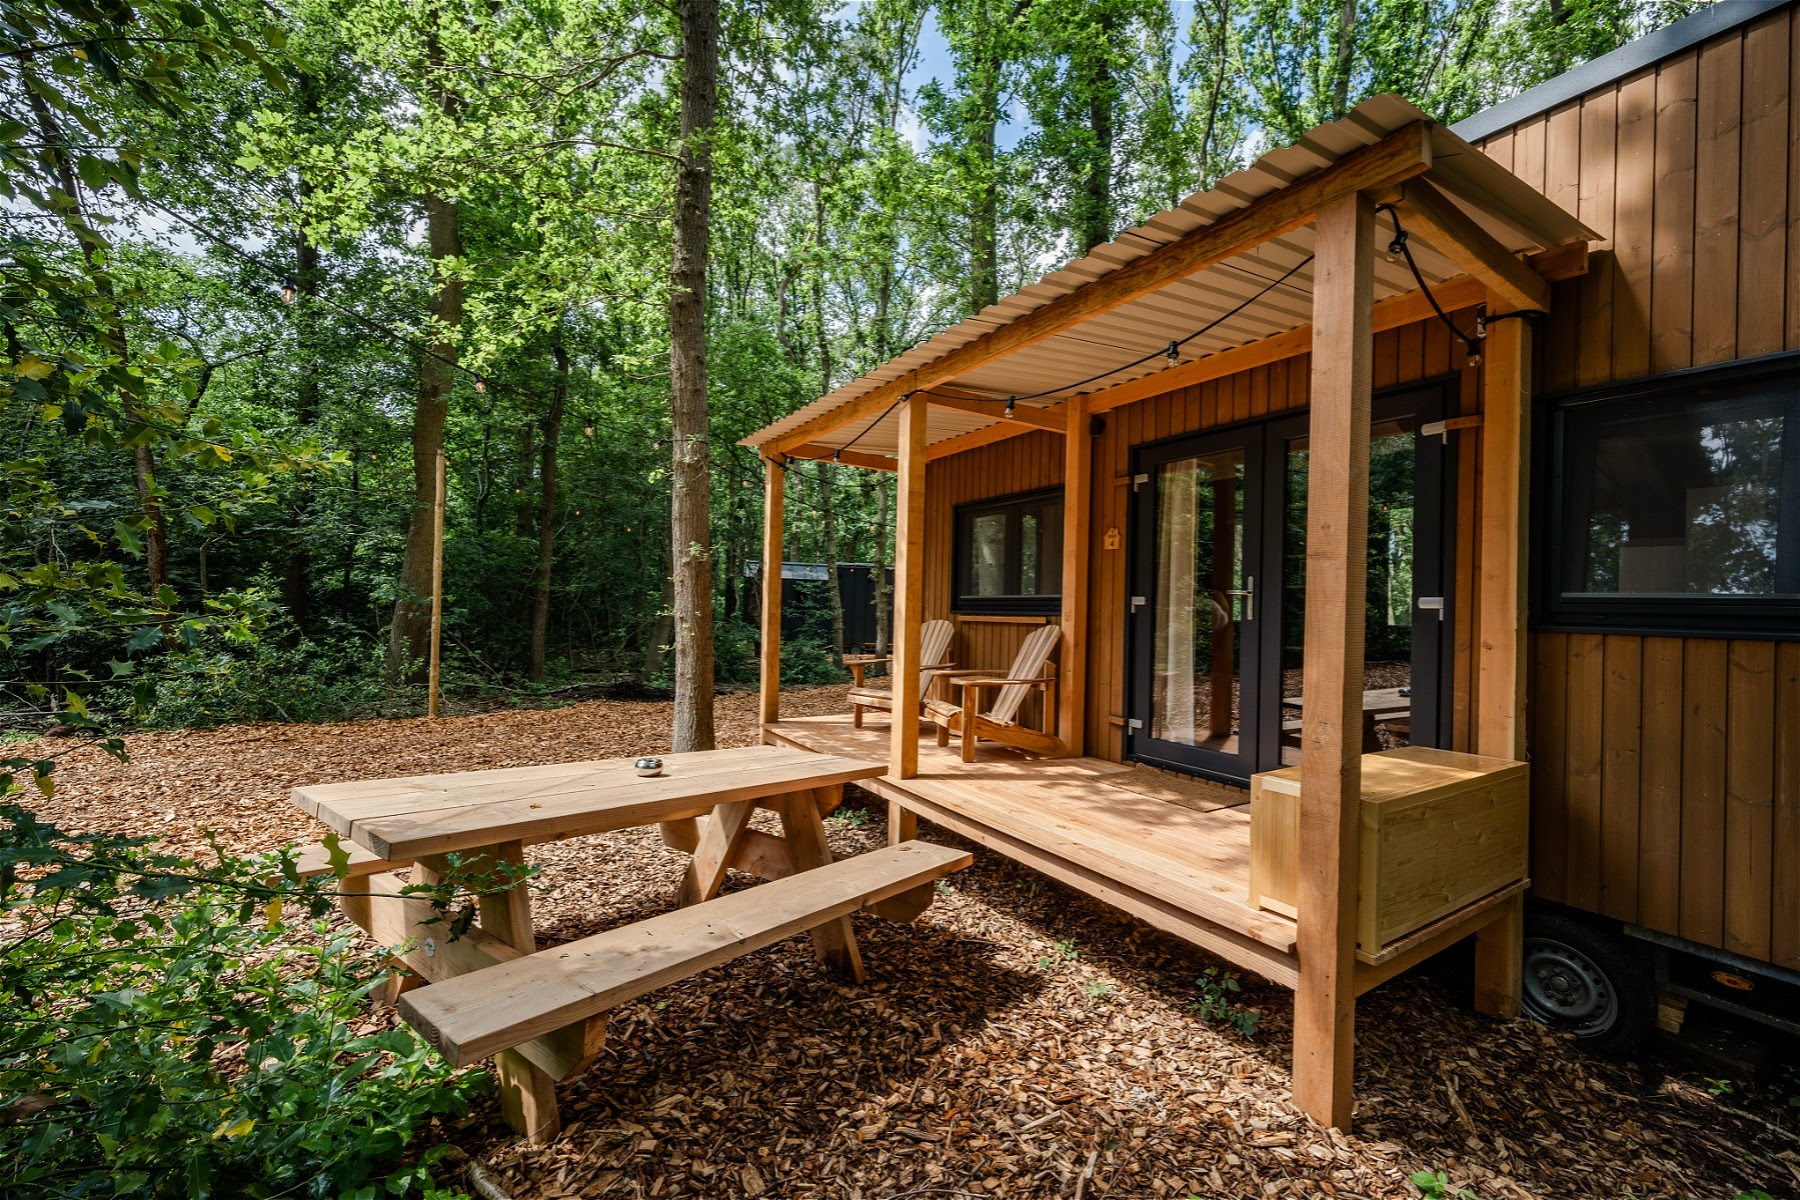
[924,622,1064,762]
[846,619,956,727]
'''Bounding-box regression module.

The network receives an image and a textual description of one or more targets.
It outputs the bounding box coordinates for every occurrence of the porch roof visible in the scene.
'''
[741,94,1595,463]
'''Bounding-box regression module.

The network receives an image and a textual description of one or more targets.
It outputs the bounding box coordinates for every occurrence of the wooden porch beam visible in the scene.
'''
[924,391,1067,433]
[765,122,1434,454]
[786,442,899,472]
[1391,179,1549,313]
[1476,311,1530,760]
[1058,395,1091,755]
[758,457,785,729]
[890,398,929,779]
[924,421,1052,462]
[1292,191,1375,1131]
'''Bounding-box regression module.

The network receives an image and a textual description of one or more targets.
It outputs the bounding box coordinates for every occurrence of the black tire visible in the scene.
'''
[1521,911,1655,1056]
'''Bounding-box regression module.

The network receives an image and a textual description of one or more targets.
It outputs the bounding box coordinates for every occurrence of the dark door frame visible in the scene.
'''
[1125,378,1460,784]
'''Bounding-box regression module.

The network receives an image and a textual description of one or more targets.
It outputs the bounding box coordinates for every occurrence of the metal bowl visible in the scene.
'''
[634,756,664,777]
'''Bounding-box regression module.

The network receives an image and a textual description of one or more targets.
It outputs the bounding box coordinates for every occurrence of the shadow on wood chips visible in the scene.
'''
[16,684,1797,1200]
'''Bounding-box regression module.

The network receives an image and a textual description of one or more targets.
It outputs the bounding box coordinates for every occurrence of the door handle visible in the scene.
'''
[1418,595,1445,621]
[1221,575,1255,622]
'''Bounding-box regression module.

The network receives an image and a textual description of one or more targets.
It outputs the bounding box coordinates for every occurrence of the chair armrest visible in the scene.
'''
[950,675,1056,689]
[843,654,891,666]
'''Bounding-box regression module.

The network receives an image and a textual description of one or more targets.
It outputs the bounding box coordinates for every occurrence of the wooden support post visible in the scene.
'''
[427,447,446,718]
[1477,314,1530,761]
[759,456,785,731]
[1058,396,1091,755]
[454,842,559,1143]
[1473,303,1531,1020]
[1293,191,1375,1130]
[888,800,918,846]
[1472,891,1525,1018]
[891,396,929,779]
[777,787,866,982]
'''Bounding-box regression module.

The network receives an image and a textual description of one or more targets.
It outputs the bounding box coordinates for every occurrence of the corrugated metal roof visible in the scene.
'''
[744,94,1593,458]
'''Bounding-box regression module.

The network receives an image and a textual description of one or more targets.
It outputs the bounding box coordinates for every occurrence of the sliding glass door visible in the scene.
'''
[1126,384,1454,783]
[1128,430,1264,781]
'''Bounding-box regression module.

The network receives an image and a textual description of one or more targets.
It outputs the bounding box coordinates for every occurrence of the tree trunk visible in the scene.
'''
[285,71,323,632]
[1080,10,1115,253]
[385,189,463,684]
[818,463,846,663]
[969,60,1000,313]
[873,474,891,656]
[25,82,168,593]
[669,0,720,752]
[528,338,569,682]
[642,564,675,680]
[1331,0,1356,119]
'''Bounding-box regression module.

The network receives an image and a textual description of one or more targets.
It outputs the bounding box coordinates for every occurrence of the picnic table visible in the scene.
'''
[1281,686,1412,753]
[288,744,969,1143]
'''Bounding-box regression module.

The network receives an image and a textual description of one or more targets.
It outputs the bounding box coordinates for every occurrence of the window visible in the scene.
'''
[954,489,1063,614]
[1542,355,1800,637]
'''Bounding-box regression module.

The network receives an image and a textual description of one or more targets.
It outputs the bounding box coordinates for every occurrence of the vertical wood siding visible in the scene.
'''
[918,319,1476,763]
[1489,7,1798,965]
[910,8,1797,968]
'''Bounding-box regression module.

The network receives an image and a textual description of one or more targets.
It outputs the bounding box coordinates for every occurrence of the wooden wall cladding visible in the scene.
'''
[1530,634,1800,970]
[1480,8,1799,962]
[919,319,1477,763]
[1477,6,1800,388]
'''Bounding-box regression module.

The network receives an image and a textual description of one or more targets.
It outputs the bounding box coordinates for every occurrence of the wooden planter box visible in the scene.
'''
[1248,746,1529,957]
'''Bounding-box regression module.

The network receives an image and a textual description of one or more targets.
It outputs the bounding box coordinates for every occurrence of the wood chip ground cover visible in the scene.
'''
[17,684,1798,1199]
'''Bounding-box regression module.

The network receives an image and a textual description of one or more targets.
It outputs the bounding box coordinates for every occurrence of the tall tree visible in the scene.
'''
[669,0,721,752]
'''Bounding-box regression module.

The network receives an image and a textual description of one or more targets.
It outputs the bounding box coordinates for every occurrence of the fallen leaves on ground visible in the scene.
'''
[17,685,1799,1199]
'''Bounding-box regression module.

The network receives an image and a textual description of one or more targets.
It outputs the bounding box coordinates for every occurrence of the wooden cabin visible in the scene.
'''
[742,0,1800,1126]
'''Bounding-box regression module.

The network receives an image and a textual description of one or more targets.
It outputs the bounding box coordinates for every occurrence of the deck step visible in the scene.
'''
[398,841,972,1067]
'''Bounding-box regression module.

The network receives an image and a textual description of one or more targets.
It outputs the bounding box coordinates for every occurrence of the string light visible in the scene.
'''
[1004,396,1016,418]
[282,276,298,304]
[1165,340,1180,366]
[474,375,488,394]
[583,418,594,437]
[1385,228,1408,264]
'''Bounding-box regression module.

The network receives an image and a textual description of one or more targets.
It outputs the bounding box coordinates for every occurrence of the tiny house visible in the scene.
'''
[743,0,1800,1126]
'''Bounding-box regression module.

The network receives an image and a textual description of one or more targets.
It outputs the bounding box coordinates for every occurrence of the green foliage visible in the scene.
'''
[1192,966,1260,1037]
[0,805,496,1198]
[1035,938,1080,971]
[125,627,391,727]
[780,636,851,686]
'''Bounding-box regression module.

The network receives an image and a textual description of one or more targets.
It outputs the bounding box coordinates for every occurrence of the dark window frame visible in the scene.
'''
[1534,349,1800,641]
[952,487,1064,615]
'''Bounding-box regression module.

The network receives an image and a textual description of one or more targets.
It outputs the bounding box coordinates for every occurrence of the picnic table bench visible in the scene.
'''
[288,745,970,1143]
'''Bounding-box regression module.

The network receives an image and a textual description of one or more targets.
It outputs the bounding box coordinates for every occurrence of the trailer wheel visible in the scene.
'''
[1521,912,1654,1055]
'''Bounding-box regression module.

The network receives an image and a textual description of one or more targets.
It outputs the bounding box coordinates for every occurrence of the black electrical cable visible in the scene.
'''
[1377,202,1485,360]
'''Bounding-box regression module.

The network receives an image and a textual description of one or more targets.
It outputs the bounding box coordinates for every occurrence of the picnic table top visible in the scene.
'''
[290,744,886,862]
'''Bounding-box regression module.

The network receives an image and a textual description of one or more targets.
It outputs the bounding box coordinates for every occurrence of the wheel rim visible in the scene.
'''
[1522,936,1619,1037]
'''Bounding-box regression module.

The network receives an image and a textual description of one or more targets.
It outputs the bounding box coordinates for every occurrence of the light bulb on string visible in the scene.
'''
[282,276,298,304]
[1165,340,1180,366]
[1004,396,1016,418]
[474,375,488,394]
[583,419,594,437]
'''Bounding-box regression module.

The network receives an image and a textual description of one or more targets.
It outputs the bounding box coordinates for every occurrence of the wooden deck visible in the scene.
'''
[764,713,1302,987]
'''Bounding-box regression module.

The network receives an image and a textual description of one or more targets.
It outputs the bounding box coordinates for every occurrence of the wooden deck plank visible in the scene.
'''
[764,714,1301,971]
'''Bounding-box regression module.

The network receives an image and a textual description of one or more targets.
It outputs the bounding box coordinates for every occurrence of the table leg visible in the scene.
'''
[678,799,757,907]
[775,787,866,983]
[437,841,560,1144]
